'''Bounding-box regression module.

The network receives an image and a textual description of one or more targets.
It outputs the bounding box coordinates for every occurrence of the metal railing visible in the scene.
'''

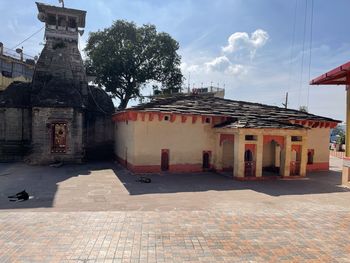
[244,161,256,177]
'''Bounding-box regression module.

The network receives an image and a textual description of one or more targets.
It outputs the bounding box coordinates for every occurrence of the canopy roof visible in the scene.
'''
[310,61,350,85]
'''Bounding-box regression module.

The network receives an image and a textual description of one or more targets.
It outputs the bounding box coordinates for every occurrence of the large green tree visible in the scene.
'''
[85,20,183,109]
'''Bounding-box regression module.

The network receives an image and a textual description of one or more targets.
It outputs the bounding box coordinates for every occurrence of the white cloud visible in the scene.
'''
[205,56,231,72]
[205,56,246,76]
[222,29,269,57]
[226,64,247,76]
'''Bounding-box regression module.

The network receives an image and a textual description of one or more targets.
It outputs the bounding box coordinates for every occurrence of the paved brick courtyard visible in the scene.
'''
[0,156,350,262]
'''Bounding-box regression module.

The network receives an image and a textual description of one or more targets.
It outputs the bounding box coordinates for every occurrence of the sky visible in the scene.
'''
[0,0,349,121]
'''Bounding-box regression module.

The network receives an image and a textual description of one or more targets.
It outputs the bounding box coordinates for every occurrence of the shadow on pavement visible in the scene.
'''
[0,162,111,210]
[113,165,350,196]
[0,160,349,210]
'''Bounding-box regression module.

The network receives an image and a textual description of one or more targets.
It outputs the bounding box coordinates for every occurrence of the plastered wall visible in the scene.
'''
[307,128,330,163]
[131,115,216,166]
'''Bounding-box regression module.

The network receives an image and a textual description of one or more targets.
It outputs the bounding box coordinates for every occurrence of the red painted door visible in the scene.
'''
[161,150,169,171]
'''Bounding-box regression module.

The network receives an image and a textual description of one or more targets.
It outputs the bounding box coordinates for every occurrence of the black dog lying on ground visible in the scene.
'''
[8,190,29,202]
[135,176,151,183]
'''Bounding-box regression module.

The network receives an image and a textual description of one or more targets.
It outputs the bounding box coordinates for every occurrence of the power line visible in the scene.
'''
[307,0,314,110]
[11,26,44,50]
[298,0,308,108]
[287,0,298,95]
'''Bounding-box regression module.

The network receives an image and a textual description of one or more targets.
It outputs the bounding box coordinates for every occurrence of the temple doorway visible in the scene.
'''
[290,147,301,175]
[262,140,282,176]
[244,149,256,177]
[161,150,169,171]
[222,140,234,172]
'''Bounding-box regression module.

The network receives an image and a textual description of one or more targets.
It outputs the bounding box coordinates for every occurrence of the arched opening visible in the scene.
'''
[202,152,210,170]
[244,149,255,177]
[161,150,169,171]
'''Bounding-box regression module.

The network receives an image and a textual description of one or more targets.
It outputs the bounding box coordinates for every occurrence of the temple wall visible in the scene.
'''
[0,108,31,161]
[114,119,135,166]
[306,127,331,171]
[29,107,83,164]
[114,114,216,172]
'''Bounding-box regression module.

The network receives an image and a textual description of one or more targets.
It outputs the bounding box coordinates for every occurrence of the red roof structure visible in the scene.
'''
[310,61,350,85]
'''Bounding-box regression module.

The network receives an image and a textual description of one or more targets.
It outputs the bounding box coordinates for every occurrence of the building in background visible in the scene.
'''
[0,43,35,91]
[112,94,339,179]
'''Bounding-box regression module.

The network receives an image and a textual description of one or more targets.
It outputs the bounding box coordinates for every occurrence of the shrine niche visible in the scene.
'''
[51,123,67,153]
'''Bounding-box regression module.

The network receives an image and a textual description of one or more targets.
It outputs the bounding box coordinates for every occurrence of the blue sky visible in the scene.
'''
[1,0,349,121]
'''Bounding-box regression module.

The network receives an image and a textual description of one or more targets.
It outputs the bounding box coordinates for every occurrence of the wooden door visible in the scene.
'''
[161,150,169,171]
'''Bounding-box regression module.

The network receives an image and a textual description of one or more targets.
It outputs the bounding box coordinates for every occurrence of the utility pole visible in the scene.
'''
[282,92,289,109]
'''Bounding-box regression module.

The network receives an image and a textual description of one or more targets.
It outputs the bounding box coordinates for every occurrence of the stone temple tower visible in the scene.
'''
[29,2,88,163]
[0,2,114,164]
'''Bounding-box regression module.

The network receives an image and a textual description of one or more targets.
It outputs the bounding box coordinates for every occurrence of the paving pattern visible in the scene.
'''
[0,156,350,262]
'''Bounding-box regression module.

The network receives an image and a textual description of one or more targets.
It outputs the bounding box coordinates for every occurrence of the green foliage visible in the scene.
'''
[85,20,183,109]
[333,125,346,145]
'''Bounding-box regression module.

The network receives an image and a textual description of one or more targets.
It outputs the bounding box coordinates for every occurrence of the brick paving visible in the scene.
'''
[0,156,350,262]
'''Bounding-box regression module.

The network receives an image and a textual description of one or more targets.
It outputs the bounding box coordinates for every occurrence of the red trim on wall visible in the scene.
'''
[170,114,176,122]
[115,155,204,173]
[149,113,154,121]
[192,116,197,124]
[181,115,187,123]
[220,134,234,145]
[140,112,146,121]
[306,162,329,171]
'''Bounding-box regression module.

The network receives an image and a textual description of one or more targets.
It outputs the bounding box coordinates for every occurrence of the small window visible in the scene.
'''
[58,15,67,28]
[245,135,257,141]
[47,13,56,26]
[205,117,211,124]
[68,17,77,28]
[291,136,302,142]
[164,115,170,121]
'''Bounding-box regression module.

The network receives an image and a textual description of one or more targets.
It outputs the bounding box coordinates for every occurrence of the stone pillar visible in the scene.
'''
[346,86,350,157]
[255,134,263,177]
[214,133,223,171]
[342,86,350,185]
[300,135,308,177]
[233,133,245,178]
[281,135,291,177]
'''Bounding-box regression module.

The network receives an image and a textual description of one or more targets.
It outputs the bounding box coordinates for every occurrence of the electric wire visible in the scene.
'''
[298,0,308,108]
[287,0,298,95]
[11,26,44,50]
[307,0,314,110]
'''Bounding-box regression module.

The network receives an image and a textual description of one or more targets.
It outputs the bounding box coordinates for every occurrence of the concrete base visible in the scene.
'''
[342,166,350,185]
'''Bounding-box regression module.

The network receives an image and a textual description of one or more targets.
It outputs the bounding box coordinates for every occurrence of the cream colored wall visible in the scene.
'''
[132,115,216,165]
[262,143,274,167]
[222,141,234,168]
[114,120,135,164]
[307,128,330,163]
